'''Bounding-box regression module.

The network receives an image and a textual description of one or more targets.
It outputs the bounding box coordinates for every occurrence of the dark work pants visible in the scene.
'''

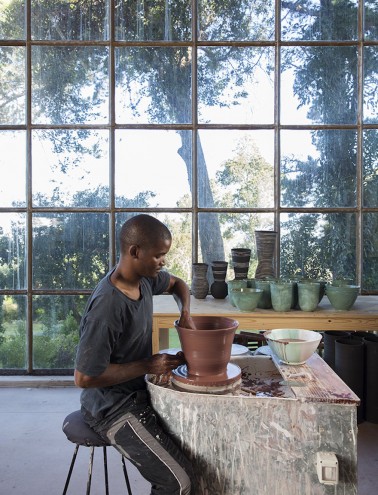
[90,391,193,495]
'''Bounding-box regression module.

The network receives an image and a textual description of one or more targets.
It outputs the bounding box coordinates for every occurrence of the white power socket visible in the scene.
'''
[316,452,339,485]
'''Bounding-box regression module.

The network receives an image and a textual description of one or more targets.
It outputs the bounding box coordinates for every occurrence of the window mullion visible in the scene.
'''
[26,0,33,373]
[192,0,199,263]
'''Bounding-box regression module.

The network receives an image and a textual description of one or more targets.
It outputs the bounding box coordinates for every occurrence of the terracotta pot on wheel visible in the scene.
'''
[174,316,239,377]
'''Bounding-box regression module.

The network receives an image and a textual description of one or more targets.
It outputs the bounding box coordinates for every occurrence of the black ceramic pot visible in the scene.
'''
[335,337,365,423]
[210,261,228,299]
[363,334,378,423]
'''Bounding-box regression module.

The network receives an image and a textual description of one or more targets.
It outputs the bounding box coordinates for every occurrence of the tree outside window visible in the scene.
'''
[0,0,377,372]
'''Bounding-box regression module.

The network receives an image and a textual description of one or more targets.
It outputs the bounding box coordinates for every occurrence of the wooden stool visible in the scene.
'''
[62,410,132,495]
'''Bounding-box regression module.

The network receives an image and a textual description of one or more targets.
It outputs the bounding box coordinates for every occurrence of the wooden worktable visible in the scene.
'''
[152,294,378,353]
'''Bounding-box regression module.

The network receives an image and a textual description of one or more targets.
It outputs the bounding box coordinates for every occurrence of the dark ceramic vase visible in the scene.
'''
[363,334,378,423]
[191,263,209,299]
[335,337,365,424]
[254,230,277,279]
[231,248,251,280]
[174,316,239,377]
[323,331,350,369]
[210,261,228,299]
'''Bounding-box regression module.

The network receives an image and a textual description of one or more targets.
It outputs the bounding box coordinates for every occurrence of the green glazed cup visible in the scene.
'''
[298,282,320,312]
[270,281,294,312]
[255,279,272,309]
[227,279,248,307]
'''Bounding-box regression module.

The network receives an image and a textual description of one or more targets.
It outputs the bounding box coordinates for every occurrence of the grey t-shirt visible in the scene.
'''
[75,268,170,422]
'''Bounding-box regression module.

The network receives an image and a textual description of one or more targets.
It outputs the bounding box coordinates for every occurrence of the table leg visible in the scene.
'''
[152,318,160,354]
[152,318,170,353]
[159,328,169,351]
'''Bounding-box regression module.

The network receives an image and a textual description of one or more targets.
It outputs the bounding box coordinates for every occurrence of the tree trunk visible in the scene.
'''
[178,131,225,265]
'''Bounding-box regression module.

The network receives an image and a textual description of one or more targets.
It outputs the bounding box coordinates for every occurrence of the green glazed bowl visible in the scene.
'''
[232,288,263,312]
[326,284,360,310]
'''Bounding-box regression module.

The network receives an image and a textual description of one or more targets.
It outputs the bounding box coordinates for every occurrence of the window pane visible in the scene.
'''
[198,212,274,277]
[364,47,378,123]
[115,0,191,41]
[116,212,192,284]
[365,0,378,40]
[32,295,87,369]
[0,131,26,206]
[32,46,109,124]
[281,0,358,41]
[281,46,358,125]
[0,296,27,370]
[32,213,109,289]
[281,130,357,208]
[0,1,25,39]
[198,47,274,124]
[31,0,109,41]
[198,0,274,41]
[363,130,378,207]
[32,130,109,207]
[363,213,378,291]
[0,47,25,124]
[199,130,274,208]
[115,47,191,124]
[280,213,357,282]
[115,130,191,208]
[0,213,26,290]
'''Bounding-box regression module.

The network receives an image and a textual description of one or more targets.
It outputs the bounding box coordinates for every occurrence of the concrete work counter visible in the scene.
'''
[147,354,359,494]
[152,294,378,353]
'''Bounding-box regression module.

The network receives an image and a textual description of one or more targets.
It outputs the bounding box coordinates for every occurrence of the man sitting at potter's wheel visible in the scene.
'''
[74,214,196,495]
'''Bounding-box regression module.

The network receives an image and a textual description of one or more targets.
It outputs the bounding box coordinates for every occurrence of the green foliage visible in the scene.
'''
[163,208,192,283]
[0,311,79,369]
[0,321,26,368]
[0,296,5,346]
[279,1,378,285]
[33,326,79,369]
[215,136,274,245]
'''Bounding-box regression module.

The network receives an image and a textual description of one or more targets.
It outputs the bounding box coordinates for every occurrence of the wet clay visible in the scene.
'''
[174,316,240,388]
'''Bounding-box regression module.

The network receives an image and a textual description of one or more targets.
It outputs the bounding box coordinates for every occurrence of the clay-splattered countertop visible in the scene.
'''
[271,352,360,404]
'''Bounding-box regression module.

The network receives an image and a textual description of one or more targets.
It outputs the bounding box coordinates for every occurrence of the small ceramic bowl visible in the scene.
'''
[232,288,263,312]
[326,284,360,310]
[263,328,322,365]
[227,279,248,306]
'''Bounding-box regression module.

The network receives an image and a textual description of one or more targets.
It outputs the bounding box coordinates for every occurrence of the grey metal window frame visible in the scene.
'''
[0,0,378,374]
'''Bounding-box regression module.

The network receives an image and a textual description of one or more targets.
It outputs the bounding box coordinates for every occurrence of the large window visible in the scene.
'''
[0,0,377,373]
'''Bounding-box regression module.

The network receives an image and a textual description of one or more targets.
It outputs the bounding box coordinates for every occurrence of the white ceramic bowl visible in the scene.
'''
[263,328,322,365]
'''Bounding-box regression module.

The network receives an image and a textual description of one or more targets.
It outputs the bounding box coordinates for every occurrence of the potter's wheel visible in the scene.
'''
[171,362,241,394]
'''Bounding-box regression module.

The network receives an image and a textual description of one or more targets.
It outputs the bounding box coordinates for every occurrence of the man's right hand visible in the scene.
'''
[146,352,186,375]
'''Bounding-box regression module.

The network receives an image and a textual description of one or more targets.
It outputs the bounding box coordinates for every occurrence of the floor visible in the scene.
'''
[0,380,377,495]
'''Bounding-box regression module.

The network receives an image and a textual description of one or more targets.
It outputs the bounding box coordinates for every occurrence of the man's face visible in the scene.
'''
[136,238,172,278]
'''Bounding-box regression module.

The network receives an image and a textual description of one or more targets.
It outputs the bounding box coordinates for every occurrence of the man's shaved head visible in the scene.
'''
[119,214,172,254]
